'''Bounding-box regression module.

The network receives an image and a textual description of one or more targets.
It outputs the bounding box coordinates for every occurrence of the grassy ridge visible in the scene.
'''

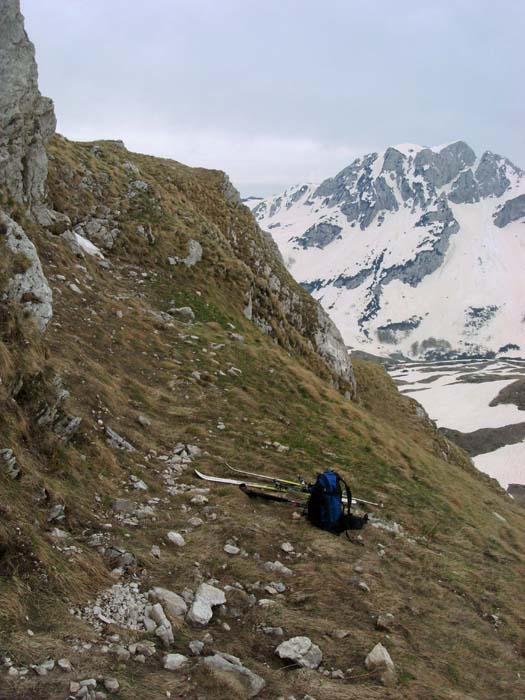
[0,138,523,699]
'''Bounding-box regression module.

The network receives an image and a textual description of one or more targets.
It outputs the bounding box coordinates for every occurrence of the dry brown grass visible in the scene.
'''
[0,137,524,699]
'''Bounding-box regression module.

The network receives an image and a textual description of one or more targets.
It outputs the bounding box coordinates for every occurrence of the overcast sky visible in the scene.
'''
[23,0,524,197]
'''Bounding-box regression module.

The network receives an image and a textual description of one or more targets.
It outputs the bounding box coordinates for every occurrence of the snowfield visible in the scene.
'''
[389,358,525,489]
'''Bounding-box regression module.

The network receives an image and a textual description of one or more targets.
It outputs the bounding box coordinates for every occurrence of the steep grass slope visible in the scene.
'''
[1,138,524,700]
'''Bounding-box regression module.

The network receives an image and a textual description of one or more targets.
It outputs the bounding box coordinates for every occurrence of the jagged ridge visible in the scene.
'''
[250,142,525,360]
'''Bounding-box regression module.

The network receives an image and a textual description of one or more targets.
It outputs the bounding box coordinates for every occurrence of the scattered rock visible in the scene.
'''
[188,517,204,527]
[364,642,396,686]
[104,546,137,571]
[167,531,186,547]
[202,652,265,698]
[264,560,293,577]
[224,544,240,555]
[163,653,188,671]
[376,613,395,631]
[149,587,188,620]
[34,659,55,675]
[103,678,119,693]
[191,495,208,505]
[57,658,72,672]
[79,582,147,630]
[47,504,65,522]
[137,415,151,427]
[260,625,284,637]
[187,583,226,625]
[275,636,322,669]
[168,306,195,323]
[189,640,204,656]
[332,629,350,640]
[281,542,294,553]
[105,427,135,452]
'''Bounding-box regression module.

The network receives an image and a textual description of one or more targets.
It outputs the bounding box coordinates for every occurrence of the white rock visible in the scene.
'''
[364,642,396,686]
[264,560,293,577]
[103,678,120,693]
[57,658,72,672]
[191,495,208,505]
[275,636,322,669]
[163,654,188,671]
[187,583,226,625]
[281,542,294,553]
[149,587,188,619]
[189,640,204,656]
[132,479,148,491]
[156,621,175,648]
[224,544,240,555]
[167,531,185,547]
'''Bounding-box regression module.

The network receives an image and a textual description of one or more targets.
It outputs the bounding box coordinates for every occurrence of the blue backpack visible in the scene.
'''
[307,470,367,534]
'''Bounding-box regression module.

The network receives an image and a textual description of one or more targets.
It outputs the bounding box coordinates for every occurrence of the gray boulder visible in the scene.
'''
[168,306,195,323]
[365,642,396,685]
[105,426,135,452]
[187,583,226,625]
[1,214,53,330]
[163,653,188,671]
[184,239,203,267]
[148,587,188,621]
[275,636,322,669]
[202,652,265,697]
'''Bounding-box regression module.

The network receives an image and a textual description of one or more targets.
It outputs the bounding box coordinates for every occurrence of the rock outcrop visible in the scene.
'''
[0,212,53,330]
[0,0,56,218]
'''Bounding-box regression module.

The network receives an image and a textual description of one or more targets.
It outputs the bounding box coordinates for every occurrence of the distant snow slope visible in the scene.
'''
[248,142,525,359]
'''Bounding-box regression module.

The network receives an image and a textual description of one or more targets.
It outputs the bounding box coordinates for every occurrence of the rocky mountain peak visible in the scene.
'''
[249,140,525,360]
[0,0,56,218]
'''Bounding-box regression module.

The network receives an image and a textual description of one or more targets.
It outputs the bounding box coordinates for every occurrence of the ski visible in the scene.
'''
[194,469,307,496]
[224,462,305,489]
[223,462,381,508]
[195,469,355,506]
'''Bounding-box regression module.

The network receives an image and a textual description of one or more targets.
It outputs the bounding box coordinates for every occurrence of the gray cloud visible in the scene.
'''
[23,0,525,196]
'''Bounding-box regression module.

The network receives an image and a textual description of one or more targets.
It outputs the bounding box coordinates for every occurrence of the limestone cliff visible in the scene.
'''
[0,0,56,216]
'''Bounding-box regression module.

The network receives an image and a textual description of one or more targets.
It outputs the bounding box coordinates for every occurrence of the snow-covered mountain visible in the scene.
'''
[248,142,525,359]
